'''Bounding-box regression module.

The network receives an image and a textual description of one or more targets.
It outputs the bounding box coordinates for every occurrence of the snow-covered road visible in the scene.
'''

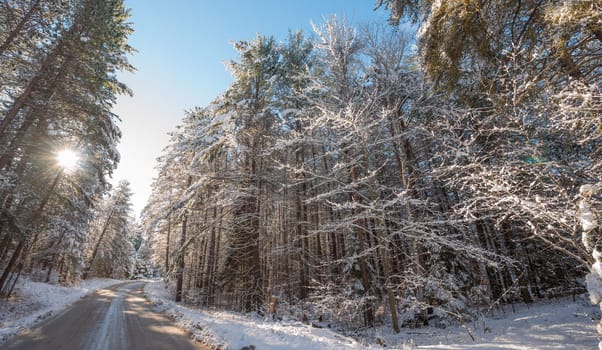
[2,282,207,350]
[1,279,597,349]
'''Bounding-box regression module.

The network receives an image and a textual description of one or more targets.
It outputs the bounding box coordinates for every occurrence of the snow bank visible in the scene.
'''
[144,280,599,350]
[143,281,372,349]
[396,297,598,349]
[0,277,122,344]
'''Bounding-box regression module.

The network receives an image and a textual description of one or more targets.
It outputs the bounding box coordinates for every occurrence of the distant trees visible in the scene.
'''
[0,0,133,294]
[83,180,135,279]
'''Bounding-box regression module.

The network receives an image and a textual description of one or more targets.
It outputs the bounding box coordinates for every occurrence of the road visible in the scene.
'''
[3,282,208,350]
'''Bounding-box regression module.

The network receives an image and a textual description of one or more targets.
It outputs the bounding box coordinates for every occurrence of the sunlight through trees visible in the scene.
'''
[1,0,599,343]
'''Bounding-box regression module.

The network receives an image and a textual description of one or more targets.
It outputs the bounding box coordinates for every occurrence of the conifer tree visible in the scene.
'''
[216,35,281,312]
[84,180,134,279]
[0,0,133,293]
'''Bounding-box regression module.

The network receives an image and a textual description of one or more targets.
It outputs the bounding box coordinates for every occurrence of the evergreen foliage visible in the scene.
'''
[0,0,133,293]
[2,0,598,339]
[142,11,599,334]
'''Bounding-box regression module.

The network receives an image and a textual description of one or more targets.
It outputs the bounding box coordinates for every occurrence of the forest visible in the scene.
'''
[0,0,600,340]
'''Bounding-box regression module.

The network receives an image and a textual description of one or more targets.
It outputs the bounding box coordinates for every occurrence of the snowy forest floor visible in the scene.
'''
[0,277,122,345]
[144,281,600,350]
[0,278,598,349]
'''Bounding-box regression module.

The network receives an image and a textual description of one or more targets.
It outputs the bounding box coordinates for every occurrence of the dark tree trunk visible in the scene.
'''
[83,208,115,279]
[175,176,193,302]
[0,0,41,58]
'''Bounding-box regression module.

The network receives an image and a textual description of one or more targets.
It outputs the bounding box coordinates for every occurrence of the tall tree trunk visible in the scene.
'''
[295,177,308,300]
[175,175,192,302]
[165,214,171,273]
[210,206,223,305]
[203,206,218,305]
[0,240,24,295]
[83,207,115,279]
[0,168,63,293]
[380,241,400,333]
[0,22,75,138]
[42,227,68,282]
[294,132,307,299]
[350,164,374,327]
[0,56,68,171]
[175,211,188,303]
[248,156,263,311]
[0,0,41,58]
[362,142,400,333]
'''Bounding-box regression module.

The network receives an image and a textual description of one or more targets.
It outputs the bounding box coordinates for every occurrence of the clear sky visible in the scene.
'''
[111,1,390,217]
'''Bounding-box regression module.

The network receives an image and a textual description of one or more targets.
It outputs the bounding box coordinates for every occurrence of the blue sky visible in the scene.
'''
[111,1,391,216]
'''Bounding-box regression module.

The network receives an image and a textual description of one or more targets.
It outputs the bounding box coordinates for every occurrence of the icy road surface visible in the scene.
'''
[2,282,207,350]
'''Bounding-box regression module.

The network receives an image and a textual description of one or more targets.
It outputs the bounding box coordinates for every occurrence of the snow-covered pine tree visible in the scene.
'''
[0,0,133,294]
[215,34,281,312]
[143,106,231,303]
[376,0,601,306]
[83,180,135,279]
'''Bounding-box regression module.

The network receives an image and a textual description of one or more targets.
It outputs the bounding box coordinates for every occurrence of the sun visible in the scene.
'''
[56,149,79,170]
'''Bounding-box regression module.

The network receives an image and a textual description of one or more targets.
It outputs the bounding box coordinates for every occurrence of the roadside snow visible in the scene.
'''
[144,280,599,350]
[381,297,599,350]
[144,281,371,349]
[0,277,122,344]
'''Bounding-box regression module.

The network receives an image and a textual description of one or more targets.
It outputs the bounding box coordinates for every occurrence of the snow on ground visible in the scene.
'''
[144,281,370,349]
[0,277,122,344]
[144,280,599,350]
[376,296,600,350]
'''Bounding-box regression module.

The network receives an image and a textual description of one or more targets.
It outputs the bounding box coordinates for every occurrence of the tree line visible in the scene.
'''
[142,1,599,333]
[0,0,137,295]
[1,0,598,337]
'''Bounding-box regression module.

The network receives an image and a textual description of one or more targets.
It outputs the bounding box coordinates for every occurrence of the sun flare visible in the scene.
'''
[56,149,79,170]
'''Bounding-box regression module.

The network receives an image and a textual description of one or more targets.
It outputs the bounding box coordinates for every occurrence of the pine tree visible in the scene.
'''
[376,0,600,302]
[83,180,135,279]
[216,35,281,312]
[0,0,133,293]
